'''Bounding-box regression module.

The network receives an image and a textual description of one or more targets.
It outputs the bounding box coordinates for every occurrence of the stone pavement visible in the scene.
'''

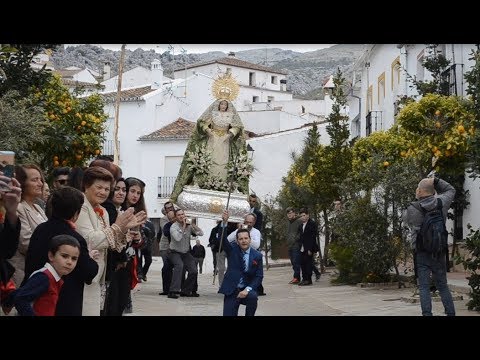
[128,257,479,316]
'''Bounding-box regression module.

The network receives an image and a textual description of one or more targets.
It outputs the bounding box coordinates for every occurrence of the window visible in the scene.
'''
[249,72,256,86]
[416,50,425,82]
[271,75,278,84]
[267,96,274,102]
[391,56,401,90]
[367,85,373,112]
[226,67,232,74]
[252,96,259,103]
[378,72,385,107]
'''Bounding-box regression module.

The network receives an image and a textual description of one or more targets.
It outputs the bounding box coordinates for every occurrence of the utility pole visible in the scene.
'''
[113,44,126,165]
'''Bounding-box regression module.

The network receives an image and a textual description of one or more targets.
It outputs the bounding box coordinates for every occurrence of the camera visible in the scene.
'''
[0,151,15,192]
[241,224,248,230]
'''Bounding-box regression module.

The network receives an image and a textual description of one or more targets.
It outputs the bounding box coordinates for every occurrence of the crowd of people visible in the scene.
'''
[0,154,271,317]
[0,158,153,316]
[1,91,454,318]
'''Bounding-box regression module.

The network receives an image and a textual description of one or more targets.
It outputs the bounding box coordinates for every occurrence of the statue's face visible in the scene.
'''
[219,101,228,112]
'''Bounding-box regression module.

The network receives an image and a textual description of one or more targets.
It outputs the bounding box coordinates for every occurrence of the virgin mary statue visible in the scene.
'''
[170,73,250,202]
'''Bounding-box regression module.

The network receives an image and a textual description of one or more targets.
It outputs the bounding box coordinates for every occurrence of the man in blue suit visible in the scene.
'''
[218,210,263,316]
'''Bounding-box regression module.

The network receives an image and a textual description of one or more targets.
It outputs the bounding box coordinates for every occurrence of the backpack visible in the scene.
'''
[413,198,448,255]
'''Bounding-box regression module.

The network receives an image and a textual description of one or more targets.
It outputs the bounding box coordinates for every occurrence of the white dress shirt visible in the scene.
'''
[227,227,261,250]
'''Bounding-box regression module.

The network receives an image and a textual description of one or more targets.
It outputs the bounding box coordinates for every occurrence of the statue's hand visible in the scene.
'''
[224,131,234,142]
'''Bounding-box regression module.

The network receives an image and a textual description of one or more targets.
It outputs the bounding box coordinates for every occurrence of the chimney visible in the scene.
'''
[280,79,287,91]
[151,59,163,90]
[228,51,236,58]
[103,61,111,81]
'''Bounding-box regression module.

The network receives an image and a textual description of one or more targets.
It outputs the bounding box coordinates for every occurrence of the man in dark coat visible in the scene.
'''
[248,194,263,231]
[218,211,263,316]
[297,207,318,286]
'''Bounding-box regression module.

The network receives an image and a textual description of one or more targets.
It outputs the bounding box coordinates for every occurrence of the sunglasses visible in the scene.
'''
[56,179,68,185]
[125,177,146,187]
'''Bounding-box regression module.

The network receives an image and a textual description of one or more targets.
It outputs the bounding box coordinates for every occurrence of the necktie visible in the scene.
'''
[243,251,248,272]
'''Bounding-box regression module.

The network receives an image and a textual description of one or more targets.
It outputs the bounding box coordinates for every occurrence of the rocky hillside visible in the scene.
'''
[52,44,365,99]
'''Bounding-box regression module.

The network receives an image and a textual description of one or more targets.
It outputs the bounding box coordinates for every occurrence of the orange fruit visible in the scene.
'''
[458,125,465,133]
[435,110,441,116]
[383,161,389,167]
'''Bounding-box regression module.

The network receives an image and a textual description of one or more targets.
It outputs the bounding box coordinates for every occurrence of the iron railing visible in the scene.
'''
[441,63,462,96]
[366,111,383,136]
[101,140,119,157]
[158,176,176,198]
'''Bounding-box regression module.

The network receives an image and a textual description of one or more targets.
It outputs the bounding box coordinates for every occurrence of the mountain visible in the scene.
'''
[52,44,365,99]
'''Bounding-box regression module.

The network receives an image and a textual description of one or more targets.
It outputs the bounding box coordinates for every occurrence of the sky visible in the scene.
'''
[66,44,334,54]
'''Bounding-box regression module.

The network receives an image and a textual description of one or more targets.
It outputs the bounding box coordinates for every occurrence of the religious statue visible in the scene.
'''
[171,73,252,203]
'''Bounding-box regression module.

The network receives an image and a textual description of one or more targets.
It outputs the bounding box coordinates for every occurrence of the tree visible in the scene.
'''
[406,44,451,97]
[31,75,108,175]
[278,122,321,212]
[458,46,480,310]
[0,44,58,98]
[464,46,480,179]
[278,69,355,268]
[308,69,353,266]
[335,131,420,285]
[0,90,47,164]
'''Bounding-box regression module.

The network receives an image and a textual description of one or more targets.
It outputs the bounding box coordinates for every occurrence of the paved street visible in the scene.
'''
[127,257,480,316]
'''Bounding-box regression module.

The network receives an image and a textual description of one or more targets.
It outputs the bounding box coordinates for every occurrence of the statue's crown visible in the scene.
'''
[212,72,239,101]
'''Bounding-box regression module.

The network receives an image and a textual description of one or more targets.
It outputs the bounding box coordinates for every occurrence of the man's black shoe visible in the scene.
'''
[258,292,266,296]
[159,292,169,296]
[180,292,200,297]
[167,292,179,299]
[298,281,312,286]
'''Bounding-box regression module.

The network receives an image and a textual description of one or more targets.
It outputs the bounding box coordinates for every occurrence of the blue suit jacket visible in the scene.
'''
[218,234,263,296]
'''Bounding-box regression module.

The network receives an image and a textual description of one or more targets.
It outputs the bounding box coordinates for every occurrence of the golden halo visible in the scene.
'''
[212,72,239,101]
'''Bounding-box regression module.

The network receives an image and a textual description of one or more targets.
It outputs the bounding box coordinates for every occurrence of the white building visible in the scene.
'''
[54,68,98,84]
[31,52,55,71]
[101,65,157,92]
[347,44,480,240]
[173,53,293,111]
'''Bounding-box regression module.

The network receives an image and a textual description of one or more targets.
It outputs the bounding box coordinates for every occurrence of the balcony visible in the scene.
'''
[158,176,176,198]
[441,63,462,96]
[365,111,383,136]
[101,140,119,157]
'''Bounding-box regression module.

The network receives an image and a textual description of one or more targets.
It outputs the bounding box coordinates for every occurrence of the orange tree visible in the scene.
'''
[351,130,413,190]
[395,93,475,176]
[332,131,419,283]
[32,75,107,175]
[396,93,475,253]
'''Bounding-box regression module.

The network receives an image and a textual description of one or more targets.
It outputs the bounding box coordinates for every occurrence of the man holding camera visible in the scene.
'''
[167,209,203,299]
